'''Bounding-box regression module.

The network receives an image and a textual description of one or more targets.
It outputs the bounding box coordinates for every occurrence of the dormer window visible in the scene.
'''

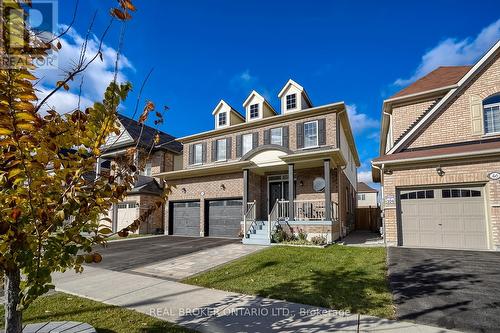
[218,112,227,127]
[286,94,297,110]
[249,104,259,119]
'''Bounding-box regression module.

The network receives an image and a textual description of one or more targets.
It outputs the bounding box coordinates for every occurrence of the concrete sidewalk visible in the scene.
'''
[53,266,459,333]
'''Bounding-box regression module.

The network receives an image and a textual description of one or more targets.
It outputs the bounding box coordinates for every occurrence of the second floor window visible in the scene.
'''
[304,121,318,148]
[484,94,500,134]
[218,112,227,127]
[242,133,253,155]
[286,94,296,110]
[141,162,152,176]
[358,194,365,201]
[194,143,203,164]
[270,127,282,145]
[249,104,259,119]
[216,139,226,161]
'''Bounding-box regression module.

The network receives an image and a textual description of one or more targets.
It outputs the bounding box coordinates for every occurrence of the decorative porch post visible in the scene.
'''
[324,159,331,221]
[288,163,294,221]
[243,169,249,214]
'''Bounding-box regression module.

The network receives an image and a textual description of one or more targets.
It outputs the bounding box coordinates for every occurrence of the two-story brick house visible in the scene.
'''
[98,114,183,234]
[157,80,360,244]
[373,40,500,251]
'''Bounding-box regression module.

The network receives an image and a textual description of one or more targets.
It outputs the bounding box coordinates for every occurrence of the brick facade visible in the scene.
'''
[382,160,500,250]
[164,165,357,239]
[379,48,500,251]
[408,52,500,149]
[392,99,438,141]
[182,112,337,168]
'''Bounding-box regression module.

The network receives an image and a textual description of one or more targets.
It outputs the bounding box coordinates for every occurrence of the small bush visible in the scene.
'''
[311,236,327,245]
[297,228,308,241]
[271,224,295,243]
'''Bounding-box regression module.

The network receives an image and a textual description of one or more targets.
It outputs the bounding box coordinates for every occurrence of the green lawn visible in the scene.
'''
[0,292,193,333]
[183,245,394,319]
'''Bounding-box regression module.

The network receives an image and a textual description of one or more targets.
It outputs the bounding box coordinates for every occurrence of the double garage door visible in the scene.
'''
[399,186,488,250]
[170,199,242,238]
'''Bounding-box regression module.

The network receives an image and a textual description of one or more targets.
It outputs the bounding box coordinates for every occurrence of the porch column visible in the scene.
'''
[288,163,294,221]
[95,157,101,180]
[243,169,249,215]
[324,159,331,221]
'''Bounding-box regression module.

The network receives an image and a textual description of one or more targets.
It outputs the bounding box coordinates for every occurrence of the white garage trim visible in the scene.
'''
[396,185,491,250]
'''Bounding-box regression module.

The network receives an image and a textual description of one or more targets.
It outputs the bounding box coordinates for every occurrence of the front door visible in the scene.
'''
[268,181,289,213]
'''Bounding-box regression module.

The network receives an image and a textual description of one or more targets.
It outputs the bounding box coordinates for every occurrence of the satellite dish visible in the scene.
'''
[313,177,326,192]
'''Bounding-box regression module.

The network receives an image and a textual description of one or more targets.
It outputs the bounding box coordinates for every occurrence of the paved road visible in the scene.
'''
[388,247,500,333]
[92,235,239,272]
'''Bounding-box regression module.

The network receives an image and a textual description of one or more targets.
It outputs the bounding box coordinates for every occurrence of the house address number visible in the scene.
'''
[488,172,500,180]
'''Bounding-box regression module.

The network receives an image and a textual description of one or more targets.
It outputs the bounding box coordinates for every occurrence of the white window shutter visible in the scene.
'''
[470,95,483,135]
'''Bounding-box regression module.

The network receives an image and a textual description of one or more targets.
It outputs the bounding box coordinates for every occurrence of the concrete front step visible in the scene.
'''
[244,221,272,245]
[242,237,271,245]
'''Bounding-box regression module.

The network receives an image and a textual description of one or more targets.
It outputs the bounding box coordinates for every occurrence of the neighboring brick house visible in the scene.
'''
[157,79,360,244]
[99,114,183,234]
[357,182,378,208]
[373,40,500,251]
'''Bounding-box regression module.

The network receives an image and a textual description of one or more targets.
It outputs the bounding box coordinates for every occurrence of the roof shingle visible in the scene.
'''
[390,66,472,99]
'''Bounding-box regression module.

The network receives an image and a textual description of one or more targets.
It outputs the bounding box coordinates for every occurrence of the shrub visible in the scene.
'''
[311,236,327,245]
[297,228,308,241]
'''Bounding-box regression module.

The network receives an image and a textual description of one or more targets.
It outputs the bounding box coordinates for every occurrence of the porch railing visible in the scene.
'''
[270,199,339,221]
[243,200,256,236]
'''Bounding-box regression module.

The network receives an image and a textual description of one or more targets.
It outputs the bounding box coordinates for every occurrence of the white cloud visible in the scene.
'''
[346,104,379,133]
[229,69,272,100]
[358,170,373,184]
[395,19,500,86]
[35,25,133,113]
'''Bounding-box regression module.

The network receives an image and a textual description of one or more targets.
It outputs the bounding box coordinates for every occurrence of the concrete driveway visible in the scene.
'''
[94,235,239,272]
[388,247,500,333]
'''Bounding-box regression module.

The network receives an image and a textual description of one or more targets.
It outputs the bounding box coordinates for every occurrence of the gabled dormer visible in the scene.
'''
[212,100,245,129]
[278,79,313,113]
[242,90,277,122]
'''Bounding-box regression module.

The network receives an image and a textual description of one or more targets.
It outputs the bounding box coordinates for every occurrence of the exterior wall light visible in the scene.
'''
[220,184,226,190]
[436,166,445,177]
[181,187,186,193]
[383,169,393,175]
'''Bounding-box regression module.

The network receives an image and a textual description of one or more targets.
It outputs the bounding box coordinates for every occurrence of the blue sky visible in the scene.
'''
[45,0,500,186]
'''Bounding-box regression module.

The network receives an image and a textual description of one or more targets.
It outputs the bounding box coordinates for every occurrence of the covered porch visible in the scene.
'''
[241,147,346,245]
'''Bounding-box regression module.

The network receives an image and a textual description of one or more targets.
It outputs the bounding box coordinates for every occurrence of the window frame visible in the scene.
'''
[270,127,283,146]
[303,120,319,148]
[193,143,203,165]
[218,112,227,127]
[242,133,253,156]
[249,104,259,119]
[216,139,227,161]
[142,161,152,176]
[358,193,366,201]
[286,93,297,110]
[483,101,500,135]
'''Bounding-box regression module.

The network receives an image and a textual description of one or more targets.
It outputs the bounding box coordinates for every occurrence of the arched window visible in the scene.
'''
[484,93,500,134]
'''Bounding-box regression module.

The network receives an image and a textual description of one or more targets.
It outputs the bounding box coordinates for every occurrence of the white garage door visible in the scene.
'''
[117,201,138,233]
[399,187,488,250]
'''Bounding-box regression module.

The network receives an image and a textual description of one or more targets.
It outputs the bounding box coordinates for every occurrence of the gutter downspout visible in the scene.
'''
[372,163,385,246]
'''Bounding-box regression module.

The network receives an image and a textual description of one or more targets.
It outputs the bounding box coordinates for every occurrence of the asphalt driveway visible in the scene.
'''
[91,235,239,272]
[388,247,500,333]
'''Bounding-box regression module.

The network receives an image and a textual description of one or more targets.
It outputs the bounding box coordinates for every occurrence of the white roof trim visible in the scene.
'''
[278,79,313,107]
[383,84,458,104]
[387,40,500,154]
[278,79,304,98]
[243,90,263,107]
[211,99,245,120]
[372,147,500,166]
